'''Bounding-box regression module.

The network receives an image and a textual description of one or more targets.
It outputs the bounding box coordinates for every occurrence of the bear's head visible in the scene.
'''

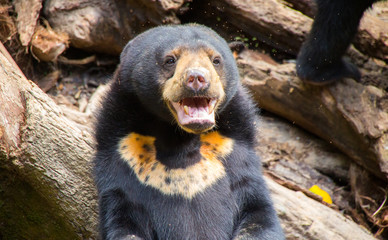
[117,24,240,134]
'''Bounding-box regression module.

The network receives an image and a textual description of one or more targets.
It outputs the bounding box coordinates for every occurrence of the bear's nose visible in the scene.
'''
[186,69,209,92]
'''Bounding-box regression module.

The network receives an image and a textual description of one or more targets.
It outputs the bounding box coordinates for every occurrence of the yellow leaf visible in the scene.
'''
[309,185,333,204]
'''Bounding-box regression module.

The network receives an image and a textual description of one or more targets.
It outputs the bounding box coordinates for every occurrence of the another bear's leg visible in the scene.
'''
[99,189,151,240]
[296,0,375,85]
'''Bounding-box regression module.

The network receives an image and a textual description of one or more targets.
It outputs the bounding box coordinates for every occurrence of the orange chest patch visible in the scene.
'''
[118,131,233,199]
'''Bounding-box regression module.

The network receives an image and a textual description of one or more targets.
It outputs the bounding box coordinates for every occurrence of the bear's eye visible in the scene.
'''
[212,57,221,66]
[164,56,176,66]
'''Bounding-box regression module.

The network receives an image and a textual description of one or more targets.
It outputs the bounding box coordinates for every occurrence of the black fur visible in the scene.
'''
[94,24,284,240]
[297,0,377,85]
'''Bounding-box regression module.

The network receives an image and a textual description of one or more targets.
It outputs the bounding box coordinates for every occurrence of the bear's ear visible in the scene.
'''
[228,41,246,59]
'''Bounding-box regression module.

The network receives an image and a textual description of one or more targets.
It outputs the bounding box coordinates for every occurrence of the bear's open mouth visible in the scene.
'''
[170,97,217,129]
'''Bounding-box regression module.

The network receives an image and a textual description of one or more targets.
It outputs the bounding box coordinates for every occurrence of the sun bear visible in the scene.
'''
[297,0,379,85]
[93,24,284,240]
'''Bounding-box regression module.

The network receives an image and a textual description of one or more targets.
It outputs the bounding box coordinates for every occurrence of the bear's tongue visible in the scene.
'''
[171,97,217,126]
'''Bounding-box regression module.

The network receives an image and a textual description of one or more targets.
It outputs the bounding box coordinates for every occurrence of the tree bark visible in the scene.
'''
[13,0,42,46]
[43,0,185,55]
[238,50,388,180]
[209,0,311,55]
[267,176,376,240]
[355,12,388,61]
[0,42,98,239]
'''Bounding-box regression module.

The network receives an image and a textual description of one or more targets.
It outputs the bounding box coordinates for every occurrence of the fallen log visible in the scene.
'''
[0,42,98,239]
[238,49,388,180]
[43,0,185,54]
[267,176,376,240]
[257,114,352,209]
[209,0,311,55]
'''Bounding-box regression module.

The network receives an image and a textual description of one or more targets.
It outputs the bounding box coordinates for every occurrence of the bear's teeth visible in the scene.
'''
[208,105,214,114]
[184,105,190,115]
[208,99,217,114]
